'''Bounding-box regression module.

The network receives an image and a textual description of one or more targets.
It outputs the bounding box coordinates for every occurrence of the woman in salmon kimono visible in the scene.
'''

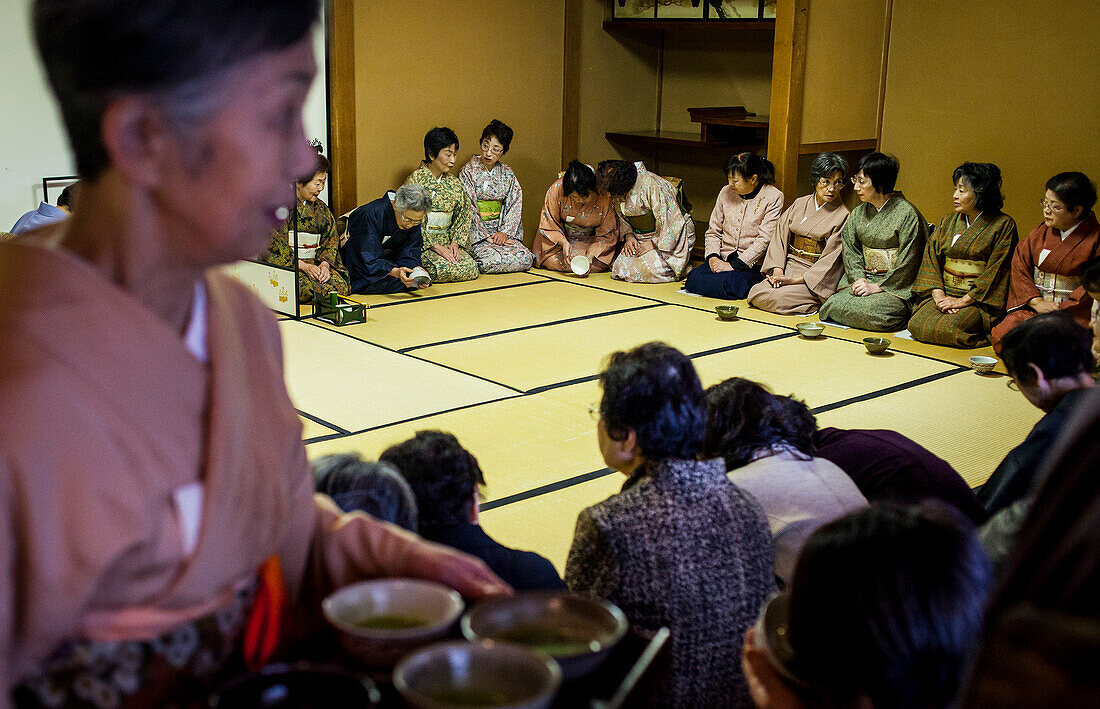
[405,127,479,283]
[818,153,928,332]
[747,153,850,315]
[260,142,349,302]
[909,163,1018,348]
[532,160,619,274]
[458,120,532,274]
[0,4,508,707]
[990,172,1100,352]
[596,160,695,283]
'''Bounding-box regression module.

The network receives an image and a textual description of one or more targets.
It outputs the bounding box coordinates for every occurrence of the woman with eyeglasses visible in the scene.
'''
[907,162,1018,348]
[747,153,851,315]
[405,126,479,283]
[742,504,993,709]
[990,171,1100,352]
[458,119,533,273]
[817,152,928,332]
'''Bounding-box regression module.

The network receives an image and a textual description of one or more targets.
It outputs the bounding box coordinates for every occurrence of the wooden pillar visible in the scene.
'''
[561,0,583,168]
[326,0,357,218]
[766,0,809,199]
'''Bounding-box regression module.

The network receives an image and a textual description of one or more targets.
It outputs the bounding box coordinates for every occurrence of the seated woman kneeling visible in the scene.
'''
[748,152,850,315]
[597,160,695,283]
[817,152,928,331]
[685,151,784,300]
[532,160,618,274]
[405,127,478,283]
[341,184,432,294]
[909,162,1018,347]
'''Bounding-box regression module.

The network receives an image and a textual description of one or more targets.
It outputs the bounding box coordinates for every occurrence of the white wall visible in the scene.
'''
[0,1,330,230]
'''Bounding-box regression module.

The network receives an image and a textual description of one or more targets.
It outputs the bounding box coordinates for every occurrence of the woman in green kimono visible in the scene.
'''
[261,142,349,302]
[908,162,1018,347]
[404,127,478,283]
[818,153,928,332]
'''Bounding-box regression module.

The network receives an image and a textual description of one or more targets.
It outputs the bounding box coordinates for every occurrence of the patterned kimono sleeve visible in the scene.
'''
[537,183,566,244]
[260,223,293,268]
[739,189,785,268]
[500,169,523,241]
[459,161,490,246]
[1006,225,1043,309]
[313,203,340,268]
[879,207,927,301]
[593,200,619,243]
[970,217,1018,308]
[651,179,686,252]
[837,214,864,287]
[451,181,473,251]
[563,509,617,601]
[912,215,949,300]
[760,202,796,274]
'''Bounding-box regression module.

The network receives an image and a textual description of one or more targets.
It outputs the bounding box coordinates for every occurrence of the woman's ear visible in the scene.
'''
[100,96,170,188]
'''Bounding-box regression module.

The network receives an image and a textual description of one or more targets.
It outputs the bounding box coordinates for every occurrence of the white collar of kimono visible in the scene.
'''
[184,280,208,364]
[1061,220,1081,240]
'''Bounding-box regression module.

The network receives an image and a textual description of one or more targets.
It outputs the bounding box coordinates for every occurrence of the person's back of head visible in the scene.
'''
[598,342,706,461]
[562,159,596,198]
[1000,313,1095,402]
[787,504,993,709]
[312,453,418,532]
[595,159,638,199]
[703,378,815,469]
[1080,255,1100,298]
[56,181,80,212]
[379,430,484,535]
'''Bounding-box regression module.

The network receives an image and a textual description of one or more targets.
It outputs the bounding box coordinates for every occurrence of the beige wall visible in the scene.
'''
[352,1,566,241]
[879,0,1100,228]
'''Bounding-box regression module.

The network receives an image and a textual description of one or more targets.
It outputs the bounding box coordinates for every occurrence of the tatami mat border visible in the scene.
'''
[297,409,349,437]
[481,466,617,511]
[355,278,550,309]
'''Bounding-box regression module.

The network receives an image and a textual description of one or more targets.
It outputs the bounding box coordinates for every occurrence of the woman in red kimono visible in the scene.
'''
[991,172,1100,351]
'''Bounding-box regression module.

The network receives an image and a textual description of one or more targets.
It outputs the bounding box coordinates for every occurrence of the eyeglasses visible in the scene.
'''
[396,212,421,227]
[1006,378,1019,391]
[1040,199,1065,213]
[481,142,504,156]
[850,176,868,186]
[587,402,600,421]
[818,178,845,189]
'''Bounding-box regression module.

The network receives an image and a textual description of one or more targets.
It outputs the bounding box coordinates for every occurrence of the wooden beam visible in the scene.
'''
[326,0,357,218]
[874,0,894,146]
[561,0,582,168]
[766,0,809,199]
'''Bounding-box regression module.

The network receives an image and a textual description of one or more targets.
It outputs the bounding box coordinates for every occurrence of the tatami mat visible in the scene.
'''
[343,271,545,308]
[279,319,517,432]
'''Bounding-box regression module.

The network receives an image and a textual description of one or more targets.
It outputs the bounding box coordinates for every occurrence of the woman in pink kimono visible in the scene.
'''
[597,160,695,283]
[748,153,851,315]
[685,152,785,300]
[532,160,619,274]
[0,3,509,707]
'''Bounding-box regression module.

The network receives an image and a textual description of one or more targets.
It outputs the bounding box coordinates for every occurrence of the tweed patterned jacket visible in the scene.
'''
[565,458,775,708]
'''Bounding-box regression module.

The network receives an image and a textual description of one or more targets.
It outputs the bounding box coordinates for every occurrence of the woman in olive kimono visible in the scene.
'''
[404,127,478,283]
[597,160,695,283]
[909,163,1018,348]
[459,120,532,274]
[818,153,928,332]
[747,153,850,315]
[260,144,349,302]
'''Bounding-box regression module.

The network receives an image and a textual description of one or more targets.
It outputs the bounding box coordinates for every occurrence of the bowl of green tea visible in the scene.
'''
[394,641,561,709]
[461,592,628,680]
[323,579,464,667]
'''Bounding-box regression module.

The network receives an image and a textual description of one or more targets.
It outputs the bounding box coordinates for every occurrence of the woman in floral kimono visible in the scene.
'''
[908,162,1018,348]
[459,120,532,273]
[260,142,349,302]
[404,127,478,283]
[597,160,695,283]
[532,160,619,274]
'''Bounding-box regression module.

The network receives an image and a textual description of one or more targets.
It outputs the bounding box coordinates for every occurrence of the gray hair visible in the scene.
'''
[312,453,418,532]
[394,183,431,213]
[810,152,850,182]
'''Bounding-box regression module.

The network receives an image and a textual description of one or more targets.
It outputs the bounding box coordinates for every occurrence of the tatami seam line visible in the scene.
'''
[349,278,550,310]
[481,467,617,512]
[296,409,350,436]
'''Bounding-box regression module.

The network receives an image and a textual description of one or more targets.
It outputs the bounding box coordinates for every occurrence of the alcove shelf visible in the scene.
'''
[602,19,775,35]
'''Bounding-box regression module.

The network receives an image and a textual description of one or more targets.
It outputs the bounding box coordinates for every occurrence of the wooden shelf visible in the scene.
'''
[603,19,775,35]
[605,130,763,151]
[797,139,878,155]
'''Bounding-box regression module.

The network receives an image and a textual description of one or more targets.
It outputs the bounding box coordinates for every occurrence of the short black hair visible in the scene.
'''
[1000,312,1095,385]
[953,162,1004,213]
[34,0,320,181]
[774,395,819,451]
[1045,171,1097,217]
[809,152,848,182]
[480,119,513,154]
[1081,255,1100,294]
[788,504,992,709]
[424,126,459,162]
[725,151,775,185]
[380,430,485,534]
[595,160,638,199]
[297,139,330,185]
[858,152,900,194]
[312,454,418,532]
[56,181,79,210]
[703,378,815,469]
[598,342,706,461]
[562,159,597,198]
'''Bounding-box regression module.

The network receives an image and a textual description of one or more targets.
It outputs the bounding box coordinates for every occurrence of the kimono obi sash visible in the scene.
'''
[863,246,899,274]
[476,200,502,222]
[1034,267,1080,303]
[790,234,825,263]
[424,210,453,239]
[563,222,597,240]
[942,257,986,297]
[291,230,320,260]
[622,210,657,236]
